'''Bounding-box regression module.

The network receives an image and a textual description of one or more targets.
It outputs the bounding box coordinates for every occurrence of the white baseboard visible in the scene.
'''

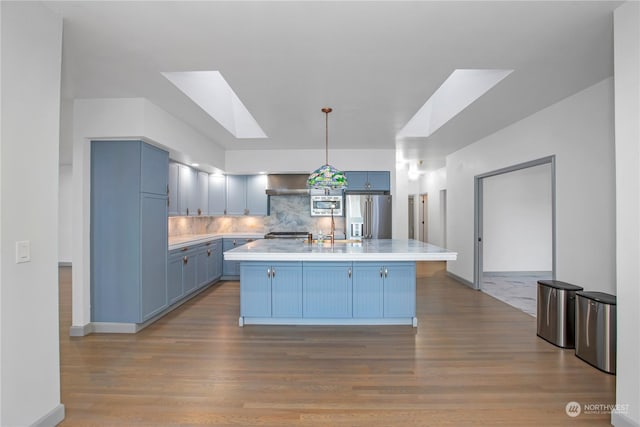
[483,271,552,277]
[612,410,640,427]
[30,404,65,427]
[446,271,474,288]
[69,323,93,337]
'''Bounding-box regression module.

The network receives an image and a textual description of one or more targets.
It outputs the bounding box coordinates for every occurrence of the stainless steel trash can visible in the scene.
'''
[537,280,583,348]
[575,291,616,374]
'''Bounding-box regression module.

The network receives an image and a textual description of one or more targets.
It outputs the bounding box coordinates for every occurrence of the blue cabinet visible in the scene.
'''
[241,262,302,318]
[90,140,168,324]
[168,162,179,216]
[206,239,223,282]
[345,171,390,192]
[226,175,247,215]
[223,238,256,278]
[352,263,384,318]
[303,262,353,318]
[240,263,272,317]
[167,252,184,304]
[246,175,268,215]
[196,171,209,216]
[382,263,416,317]
[226,175,268,216]
[352,262,415,318]
[182,248,198,296]
[208,175,227,215]
[195,245,209,289]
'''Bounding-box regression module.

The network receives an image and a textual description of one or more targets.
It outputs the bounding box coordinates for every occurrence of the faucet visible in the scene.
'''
[330,205,335,245]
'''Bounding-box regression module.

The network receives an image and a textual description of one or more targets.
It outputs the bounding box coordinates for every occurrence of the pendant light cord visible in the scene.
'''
[322,107,332,165]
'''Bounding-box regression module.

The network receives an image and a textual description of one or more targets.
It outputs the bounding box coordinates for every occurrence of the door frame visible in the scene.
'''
[473,155,556,290]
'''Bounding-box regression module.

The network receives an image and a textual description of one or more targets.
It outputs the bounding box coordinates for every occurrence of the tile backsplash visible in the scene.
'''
[168,195,345,237]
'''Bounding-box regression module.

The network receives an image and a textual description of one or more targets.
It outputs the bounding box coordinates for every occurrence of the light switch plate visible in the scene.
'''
[16,240,31,263]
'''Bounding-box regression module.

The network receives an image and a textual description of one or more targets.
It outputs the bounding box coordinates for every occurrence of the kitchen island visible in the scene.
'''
[225,239,457,327]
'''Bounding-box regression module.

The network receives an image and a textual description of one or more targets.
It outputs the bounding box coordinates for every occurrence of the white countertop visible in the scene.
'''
[169,233,264,251]
[224,238,457,262]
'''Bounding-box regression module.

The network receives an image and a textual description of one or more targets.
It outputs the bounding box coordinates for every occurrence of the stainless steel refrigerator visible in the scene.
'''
[345,194,392,239]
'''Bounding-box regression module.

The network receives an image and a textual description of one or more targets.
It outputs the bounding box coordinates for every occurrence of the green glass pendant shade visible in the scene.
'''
[307,164,348,190]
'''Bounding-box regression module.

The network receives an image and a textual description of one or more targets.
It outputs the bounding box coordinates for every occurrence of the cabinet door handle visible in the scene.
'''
[348,267,352,278]
[183,256,188,264]
[207,249,211,256]
[384,268,388,278]
[267,268,271,278]
[272,267,276,278]
[198,208,202,215]
[181,247,189,252]
[186,208,190,215]
[380,268,384,278]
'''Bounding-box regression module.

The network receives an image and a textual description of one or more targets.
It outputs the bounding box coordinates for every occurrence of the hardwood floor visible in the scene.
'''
[58,264,615,426]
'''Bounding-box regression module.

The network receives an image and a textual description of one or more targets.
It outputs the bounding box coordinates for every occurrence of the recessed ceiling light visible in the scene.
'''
[398,69,513,138]
[191,163,199,167]
[162,71,267,139]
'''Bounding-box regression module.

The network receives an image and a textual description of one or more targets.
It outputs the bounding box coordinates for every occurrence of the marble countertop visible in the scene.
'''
[169,233,264,251]
[224,238,457,262]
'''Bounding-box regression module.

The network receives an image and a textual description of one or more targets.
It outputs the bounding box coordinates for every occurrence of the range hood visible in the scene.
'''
[266,174,310,195]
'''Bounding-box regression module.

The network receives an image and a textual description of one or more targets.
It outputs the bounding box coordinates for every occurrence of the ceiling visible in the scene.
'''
[50,1,620,171]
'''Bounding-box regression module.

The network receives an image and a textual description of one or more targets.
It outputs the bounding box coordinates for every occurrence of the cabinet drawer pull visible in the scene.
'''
[183,256,188,264]
[181,247,189,252]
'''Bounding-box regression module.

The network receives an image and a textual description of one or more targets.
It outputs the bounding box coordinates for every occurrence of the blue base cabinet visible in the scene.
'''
[223,238,256,278]
[383,263,416,317]
[303,262,352,318]
[240,262,302,318]
[168,239,224,306]
[239,261,416,326]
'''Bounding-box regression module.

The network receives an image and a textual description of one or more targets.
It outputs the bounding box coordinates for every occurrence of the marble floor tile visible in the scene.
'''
[481,273,551,317]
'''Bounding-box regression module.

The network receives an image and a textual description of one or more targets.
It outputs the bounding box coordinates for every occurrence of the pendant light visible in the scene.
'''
[307,107,348,191]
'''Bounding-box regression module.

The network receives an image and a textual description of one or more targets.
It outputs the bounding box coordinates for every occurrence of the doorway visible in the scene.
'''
[474,156,556,316]
[418,194,428,242]
[408,195,415,239]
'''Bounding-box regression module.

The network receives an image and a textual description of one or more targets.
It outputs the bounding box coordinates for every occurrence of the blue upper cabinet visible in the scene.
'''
[176,163,194,216]
[246,175,268,216]
[141,143,169,196]
[226,175,247,215]
[226,175,268,216]
[168,162,179,216]
[344,171,390,193]
[208,174,226,215]
[90,140,169,324]
[196,171,209,216]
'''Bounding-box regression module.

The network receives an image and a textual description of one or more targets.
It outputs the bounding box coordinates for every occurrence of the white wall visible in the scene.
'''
[59,165,73,264]
[613,2,640,426]
[419,168,447,247]
[71,98,226,331]
[446,77,615,294]
[482,164,552,272]
[0,2,65,425]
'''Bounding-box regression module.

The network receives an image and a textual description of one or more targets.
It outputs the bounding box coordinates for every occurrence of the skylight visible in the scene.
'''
[162,71,267,139]
[397,69,513,138]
